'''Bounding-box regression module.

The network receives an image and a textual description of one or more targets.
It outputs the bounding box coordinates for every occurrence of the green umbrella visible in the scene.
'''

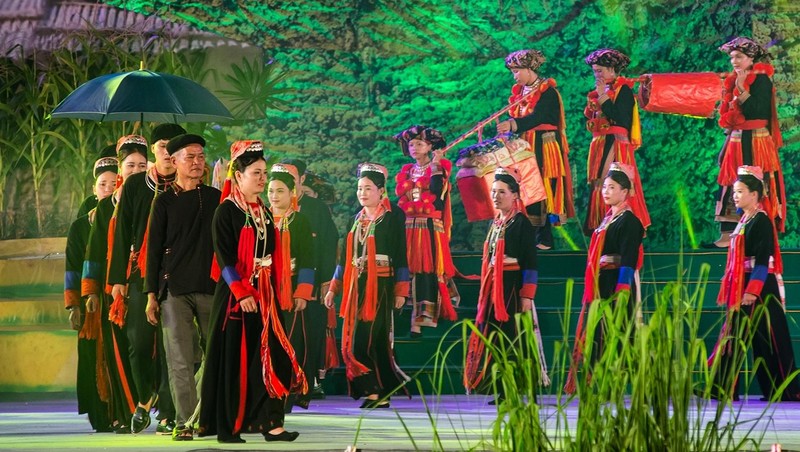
[51,69,234,123]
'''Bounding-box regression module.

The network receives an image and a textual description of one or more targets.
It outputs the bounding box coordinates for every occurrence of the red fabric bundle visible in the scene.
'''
[640,72,722,118]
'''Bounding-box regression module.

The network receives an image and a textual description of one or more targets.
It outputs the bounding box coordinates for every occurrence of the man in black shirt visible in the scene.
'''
[145,134,220,441]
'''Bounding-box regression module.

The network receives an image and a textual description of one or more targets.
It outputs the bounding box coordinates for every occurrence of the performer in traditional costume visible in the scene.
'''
[565,162,645,394]
[108,123,184,435]
[281,159,339,399]
[708,165,800,401]
[708,38,785,248]
[582,48,650,235]
[464,167,546,403]
[64,145,117,432]
[496,49,575,249]
[81,135,149,433]
[144,134,220,441]
[324,163,410,408]
[267,162,317,410]
[199,141,305,443]
[393,125,459,335]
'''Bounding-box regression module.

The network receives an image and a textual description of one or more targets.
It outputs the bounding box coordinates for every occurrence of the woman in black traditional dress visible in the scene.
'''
[464,167,545,402]
[198,141,306,443]
[81,135,148,432]
[64,145,117,431]
[708,165,800,401]
[565,162,644,393]
[324,162,411,408]
[267,162,316,410]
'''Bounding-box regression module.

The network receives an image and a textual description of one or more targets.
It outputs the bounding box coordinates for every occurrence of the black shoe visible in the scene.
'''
[311,383,326,400]
[488,396,505,406]
[264,430,300,442]
[219,435,245,443]
[156,420,175,435]
[114,424,131,434]
[294,396,310,410]
[359,399,390,409]
[131,406,152,434]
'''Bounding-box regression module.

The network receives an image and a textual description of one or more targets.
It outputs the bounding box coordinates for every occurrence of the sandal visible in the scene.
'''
[172,425,193,441]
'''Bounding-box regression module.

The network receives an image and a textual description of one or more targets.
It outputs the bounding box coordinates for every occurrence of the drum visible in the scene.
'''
[455,134,546,222]
[638,72,722,118]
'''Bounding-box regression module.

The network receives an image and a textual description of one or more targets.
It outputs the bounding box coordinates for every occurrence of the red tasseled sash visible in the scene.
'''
[464,324,490,392]
[105,194,127,326]
[339,228,369,380]
[274,213,295,311]
[256,264,307,398]
[79,309,110,402]
[339,211,383,381]
[475,213,513,324]
[324,306,340,370]
[718,222,746,309]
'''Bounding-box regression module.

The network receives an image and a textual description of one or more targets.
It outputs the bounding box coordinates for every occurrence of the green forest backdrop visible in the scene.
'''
[1,0,797,252]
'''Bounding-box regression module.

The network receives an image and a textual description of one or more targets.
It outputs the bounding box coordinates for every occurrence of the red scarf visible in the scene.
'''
[475,208,522,324]
[565,202,631,394]
[717,208,782,309]
[274,210,296,311]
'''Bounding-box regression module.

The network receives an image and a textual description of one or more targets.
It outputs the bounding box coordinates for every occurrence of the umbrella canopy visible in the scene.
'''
[51,69,234,123]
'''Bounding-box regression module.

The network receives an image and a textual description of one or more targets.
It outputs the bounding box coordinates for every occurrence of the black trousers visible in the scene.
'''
[126,278,175,419]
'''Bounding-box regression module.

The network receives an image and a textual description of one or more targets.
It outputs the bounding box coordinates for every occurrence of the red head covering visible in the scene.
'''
[220,140,265,201]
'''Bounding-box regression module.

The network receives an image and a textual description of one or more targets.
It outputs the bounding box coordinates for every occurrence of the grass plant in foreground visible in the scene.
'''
[348,262,796,451]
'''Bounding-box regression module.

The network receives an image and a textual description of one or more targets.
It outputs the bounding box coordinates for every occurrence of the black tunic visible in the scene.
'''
[108,171,173,285]
[335,205,410,399]
[714,212,800,399]
[597,210,643,299]
[82,196,137,425]
[512,86,570,221]
[199,200,292,440]
[298,194,338,298]
[478,212,539,342]
[65,213,110,431]
[297,194,338,379]
[278,210,317,402]
[145,184,220,299]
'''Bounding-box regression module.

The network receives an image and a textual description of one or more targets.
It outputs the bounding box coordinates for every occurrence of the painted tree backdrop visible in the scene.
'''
[2,0,797,251]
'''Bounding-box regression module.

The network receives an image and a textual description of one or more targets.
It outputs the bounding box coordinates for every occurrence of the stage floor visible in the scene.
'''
[1,395,799,451]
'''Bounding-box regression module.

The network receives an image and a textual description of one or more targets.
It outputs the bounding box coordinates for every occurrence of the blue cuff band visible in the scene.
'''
[82,261,101,280]
[222,266,241,286]
[750,265,768,283]
[65,271,80,291]
[297,268,315,285]
[522,269,538,285]
[396,267,410,282]
[333,265,344,281]
[618,266,634,287]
